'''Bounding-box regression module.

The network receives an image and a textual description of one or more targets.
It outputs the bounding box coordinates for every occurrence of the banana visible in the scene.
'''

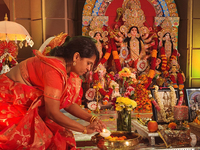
[137,117,146,126]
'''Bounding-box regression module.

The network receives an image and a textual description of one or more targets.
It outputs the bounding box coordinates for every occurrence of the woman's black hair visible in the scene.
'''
[50,36,99,65]
[94,32,103,43]
[162,32,173,53]
[124,26,142,54]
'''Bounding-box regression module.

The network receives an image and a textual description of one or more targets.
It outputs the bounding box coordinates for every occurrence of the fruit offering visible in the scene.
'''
[147,120,158,132]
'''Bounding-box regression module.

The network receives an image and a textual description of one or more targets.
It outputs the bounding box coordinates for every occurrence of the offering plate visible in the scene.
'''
[91,131,142,150]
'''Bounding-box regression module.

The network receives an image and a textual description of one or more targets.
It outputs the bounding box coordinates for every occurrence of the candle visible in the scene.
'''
[100,128,111,137]
[125,141,129,146]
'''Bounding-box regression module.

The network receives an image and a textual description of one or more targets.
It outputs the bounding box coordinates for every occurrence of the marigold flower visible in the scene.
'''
[115,97,137,111]
[168,122,177,130]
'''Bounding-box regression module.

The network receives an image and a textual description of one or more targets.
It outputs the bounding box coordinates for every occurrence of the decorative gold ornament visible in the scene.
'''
[119,1,146,38]
[89,27,103,38]
[139,26,150,37]
[89,17,108,43]
[158,17,178,49]
[122,0,141,10]
[115,7,124,22]
[73,61,76,66]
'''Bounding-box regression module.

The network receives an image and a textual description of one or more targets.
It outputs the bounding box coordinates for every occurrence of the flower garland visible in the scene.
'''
[144,37,157,89]
[160,47,184,87]
[160,46,185,93]
[133,76,152,113]
[169,86,176,113]
[154,85,176,123]
[149,94,161,111]
[160,48,179,78]
[170,72,184,90]
[160,46,168,72]
[99,37,122,72]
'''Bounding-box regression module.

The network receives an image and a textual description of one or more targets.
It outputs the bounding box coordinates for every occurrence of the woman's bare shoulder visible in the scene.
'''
[6,64,26,84]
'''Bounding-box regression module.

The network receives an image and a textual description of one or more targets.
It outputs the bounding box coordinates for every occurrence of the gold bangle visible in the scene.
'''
[91,117,96,123]
[82,126,87,134]
[92,117,98,123]
[89,116,94,122]
[90,116,97,123]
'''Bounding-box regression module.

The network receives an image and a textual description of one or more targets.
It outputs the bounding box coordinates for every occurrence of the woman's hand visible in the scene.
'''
[85,123,99,134]
[85,119,106,134]
[93,118,106,132]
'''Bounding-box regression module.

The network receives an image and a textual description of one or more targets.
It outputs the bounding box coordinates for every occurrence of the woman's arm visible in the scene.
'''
[45,97,99,134]
[64,103,92,122]
[65,103,106,131]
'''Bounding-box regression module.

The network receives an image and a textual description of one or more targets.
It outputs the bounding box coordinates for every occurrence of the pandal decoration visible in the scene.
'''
[153,85,176,123]
[120,0,145,31]
[0,41,18,74]
[88,16,122,72]
[158,17,184,90]
[117,0,158,89]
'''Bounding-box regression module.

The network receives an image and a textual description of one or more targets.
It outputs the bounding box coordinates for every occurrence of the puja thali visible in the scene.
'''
[91,131,142,150]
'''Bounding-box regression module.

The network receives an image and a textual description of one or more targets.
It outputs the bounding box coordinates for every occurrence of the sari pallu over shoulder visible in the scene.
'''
[0,50,82,149]
[33,50,83,108]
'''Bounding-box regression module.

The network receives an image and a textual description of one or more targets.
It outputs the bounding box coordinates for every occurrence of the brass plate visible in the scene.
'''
[91,131,142,150]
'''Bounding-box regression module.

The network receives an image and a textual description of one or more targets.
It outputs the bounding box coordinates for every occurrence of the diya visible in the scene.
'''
[91,131,142,150]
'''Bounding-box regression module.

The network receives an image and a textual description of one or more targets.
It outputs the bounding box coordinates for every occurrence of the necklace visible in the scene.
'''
[154,85,176,122]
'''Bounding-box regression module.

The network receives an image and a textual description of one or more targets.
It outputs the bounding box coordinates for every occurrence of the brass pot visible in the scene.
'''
[91,131,142,150]
[156,77,165,86]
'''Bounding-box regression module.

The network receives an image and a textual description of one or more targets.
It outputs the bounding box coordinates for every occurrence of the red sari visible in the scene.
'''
[0,50,83,150]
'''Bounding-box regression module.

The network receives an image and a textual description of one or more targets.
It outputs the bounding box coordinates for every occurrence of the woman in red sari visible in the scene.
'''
[0,36,104,150]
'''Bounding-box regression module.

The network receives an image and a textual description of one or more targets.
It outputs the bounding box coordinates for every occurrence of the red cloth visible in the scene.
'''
[174,106,188,120]
[0,50,82,150]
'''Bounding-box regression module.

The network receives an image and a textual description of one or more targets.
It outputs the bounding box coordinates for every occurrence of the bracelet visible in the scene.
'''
[82,126,87,134]
[90,115,97,123]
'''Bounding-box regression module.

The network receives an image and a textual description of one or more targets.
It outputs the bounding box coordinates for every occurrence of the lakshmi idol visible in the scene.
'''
[93,32,105,59]
[159,32,174,60]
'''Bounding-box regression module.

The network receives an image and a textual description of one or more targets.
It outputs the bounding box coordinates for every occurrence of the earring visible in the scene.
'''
[128,33,131,38]
[73,61,76,66]
[136,33,140,38]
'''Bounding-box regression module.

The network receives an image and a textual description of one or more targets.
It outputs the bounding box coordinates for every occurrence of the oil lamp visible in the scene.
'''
[100,128,111,137]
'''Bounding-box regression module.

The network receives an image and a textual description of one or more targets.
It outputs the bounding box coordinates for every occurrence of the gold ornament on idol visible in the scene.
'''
[154,85,176,123]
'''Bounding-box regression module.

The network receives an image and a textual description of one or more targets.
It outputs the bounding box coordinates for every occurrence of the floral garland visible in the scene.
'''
[170,72,184,90]
[144,37,158,89]
[169,86,176,113]
[160,46,168,72]
[154,85,176,123]
[133,75,152,113]
[160,46,185,93]
[99,38,122,72]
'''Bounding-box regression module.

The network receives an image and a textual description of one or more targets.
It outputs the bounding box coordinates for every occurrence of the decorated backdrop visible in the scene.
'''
[81,0,184,117]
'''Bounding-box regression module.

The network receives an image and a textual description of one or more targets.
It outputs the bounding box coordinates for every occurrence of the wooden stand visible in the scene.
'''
[132,120,197,147]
